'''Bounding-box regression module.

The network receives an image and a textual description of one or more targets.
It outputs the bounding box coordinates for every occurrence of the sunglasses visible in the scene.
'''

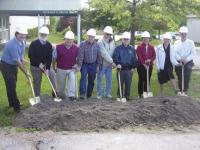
[106,33,112,36]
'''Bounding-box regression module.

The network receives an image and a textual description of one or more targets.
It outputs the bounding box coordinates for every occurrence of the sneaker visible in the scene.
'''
[97,96,102,100]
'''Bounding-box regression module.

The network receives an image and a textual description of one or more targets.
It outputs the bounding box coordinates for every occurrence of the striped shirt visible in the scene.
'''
[77,40,101,67]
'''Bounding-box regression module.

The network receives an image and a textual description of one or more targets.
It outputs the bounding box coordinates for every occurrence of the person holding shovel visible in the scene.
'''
[136,31,156,98]
[112,32,137,101]
[1,25,29,113]
[53,31,79,100]
[28,26,53,97]
[77,28,101,99]
[97,26,116,100]
[156,33,178,96]
[171,26,196,96]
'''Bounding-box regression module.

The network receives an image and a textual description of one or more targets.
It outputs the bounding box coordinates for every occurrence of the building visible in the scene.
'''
[187,15,200,43]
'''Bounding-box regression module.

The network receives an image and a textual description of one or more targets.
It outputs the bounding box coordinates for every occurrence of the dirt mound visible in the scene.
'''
[13,95,200,131]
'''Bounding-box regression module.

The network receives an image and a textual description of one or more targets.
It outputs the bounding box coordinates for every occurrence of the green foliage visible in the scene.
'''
[27,27,38,39]
[50,17,57,33]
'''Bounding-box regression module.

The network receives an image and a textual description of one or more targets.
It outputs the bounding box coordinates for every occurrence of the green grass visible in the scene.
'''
[1,60,200,126]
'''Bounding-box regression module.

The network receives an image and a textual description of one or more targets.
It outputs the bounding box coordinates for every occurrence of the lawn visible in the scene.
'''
[0,35,200,127]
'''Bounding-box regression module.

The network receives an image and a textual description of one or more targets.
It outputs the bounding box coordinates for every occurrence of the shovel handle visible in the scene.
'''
[75,72,79,98]
[118,70,122,99]
[181,64,184,93]
[27,71,36,97]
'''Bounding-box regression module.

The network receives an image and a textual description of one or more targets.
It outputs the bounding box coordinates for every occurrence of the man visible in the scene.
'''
[171,26,196,96]
[77,28,101,99]
[136,31,156,98]
[156,33,178,96]
[53,31,79,100]
[28,26,53,96]
[97,26,115,99]
[1,25,29,113]
[112,32,137,100]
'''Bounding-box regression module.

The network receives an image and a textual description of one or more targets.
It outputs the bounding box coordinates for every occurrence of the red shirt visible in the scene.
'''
[136,42,156,65]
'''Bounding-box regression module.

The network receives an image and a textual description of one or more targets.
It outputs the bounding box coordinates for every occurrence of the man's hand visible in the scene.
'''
[72,64,80,72]
[131,68,135,73]
[176,62,183,67]
[116,64,122,69]
[145,59,151,64]
[112,62,116,68]
[45,69,49,76]
[181,59,188,65]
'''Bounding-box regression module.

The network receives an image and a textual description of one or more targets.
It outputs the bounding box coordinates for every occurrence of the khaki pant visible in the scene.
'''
[56,68,76,98]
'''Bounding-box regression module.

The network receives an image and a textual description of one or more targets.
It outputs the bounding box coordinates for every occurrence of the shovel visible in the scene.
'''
[116,69,126,102]
[143,65,153,98]
[27,71,40,105]
[75,72,79,99]
[177,64,187,96]
[39,63,62,102]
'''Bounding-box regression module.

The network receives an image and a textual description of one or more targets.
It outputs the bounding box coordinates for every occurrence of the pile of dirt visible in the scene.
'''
[13,95,200,131]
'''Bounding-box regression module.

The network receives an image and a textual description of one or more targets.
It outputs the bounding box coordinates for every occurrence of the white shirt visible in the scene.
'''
[171,38,196,66]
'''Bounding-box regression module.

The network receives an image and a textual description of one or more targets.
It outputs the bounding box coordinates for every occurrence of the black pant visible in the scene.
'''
[1,61,20,110]
[117,70,133,98]
[137,64,153,95]
[175,61,193,92]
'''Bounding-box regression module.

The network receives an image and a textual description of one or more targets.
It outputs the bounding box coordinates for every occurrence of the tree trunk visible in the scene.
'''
[130,0,136,46]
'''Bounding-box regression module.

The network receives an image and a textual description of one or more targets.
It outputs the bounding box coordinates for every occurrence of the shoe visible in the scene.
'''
[138,95,143,99]
[106,95,112,99]
[80,95,86,100]
[125,97,130,101]
[69,97,76,101]
[14,107,20,113]
[97,96,102,100]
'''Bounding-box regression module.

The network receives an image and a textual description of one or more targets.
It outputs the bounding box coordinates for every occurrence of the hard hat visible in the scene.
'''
[122,32,131,39]
[103,26,113,35]
[163,32,172,40]
[141,31,150,38]
[179,26,188,33]
[16,25,28,34]
[64,31,75,39]
[39,26,49,35]
[87,28,96,37]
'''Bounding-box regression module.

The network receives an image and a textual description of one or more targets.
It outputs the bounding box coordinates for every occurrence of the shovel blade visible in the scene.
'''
[54,98,62,102]
[116,97,127,102]
[29,97,40,106]
[177,92,188,96]
[143,92,153,98]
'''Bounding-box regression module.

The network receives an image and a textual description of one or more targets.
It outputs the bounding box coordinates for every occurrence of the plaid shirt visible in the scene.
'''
[77,40,101,67]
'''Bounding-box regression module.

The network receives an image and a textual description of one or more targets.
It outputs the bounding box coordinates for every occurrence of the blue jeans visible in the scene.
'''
[80,63,97,97]
[97,65,112,97]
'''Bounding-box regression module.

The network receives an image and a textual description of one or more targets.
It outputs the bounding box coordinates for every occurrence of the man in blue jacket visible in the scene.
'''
[112,32,137,100]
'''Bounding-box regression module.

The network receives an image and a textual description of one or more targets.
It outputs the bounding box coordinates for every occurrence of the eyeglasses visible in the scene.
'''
[106,33,112,36]
[123,38,129,41]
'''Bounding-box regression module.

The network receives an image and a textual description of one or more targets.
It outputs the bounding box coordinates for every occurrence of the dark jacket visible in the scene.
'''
[112,44,137,69]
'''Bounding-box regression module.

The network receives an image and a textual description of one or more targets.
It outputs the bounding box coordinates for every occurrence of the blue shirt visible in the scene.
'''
[1,37,26,65]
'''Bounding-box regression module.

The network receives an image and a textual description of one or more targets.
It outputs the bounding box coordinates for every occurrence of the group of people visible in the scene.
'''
[0,24,196,113]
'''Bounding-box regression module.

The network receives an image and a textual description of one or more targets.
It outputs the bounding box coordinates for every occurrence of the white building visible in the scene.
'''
[187,15,200,43]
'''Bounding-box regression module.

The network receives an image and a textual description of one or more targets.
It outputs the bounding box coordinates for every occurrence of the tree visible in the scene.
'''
[82,0,200,44]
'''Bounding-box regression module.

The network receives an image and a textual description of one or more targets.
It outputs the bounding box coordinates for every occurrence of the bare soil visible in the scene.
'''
[13,95,200,131]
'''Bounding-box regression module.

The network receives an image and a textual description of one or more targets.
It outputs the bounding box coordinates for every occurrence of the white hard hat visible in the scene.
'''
[122,32,131,39]
[16,25,28,34]
[39,26,49,35]
[87,28,96,37]
[179,26,188,33]
[142,31,150,38]
[64,31,75,39]
[103,26,113,35]
[163,32,172,40]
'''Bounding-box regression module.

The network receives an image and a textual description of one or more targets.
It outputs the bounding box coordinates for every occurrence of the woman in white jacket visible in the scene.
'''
[156,33,178,96]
